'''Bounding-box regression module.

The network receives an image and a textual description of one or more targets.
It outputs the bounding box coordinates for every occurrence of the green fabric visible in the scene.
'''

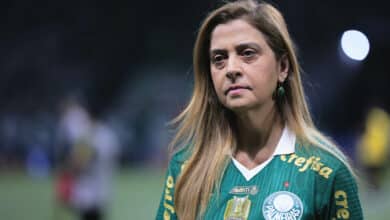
[156,143,363,220]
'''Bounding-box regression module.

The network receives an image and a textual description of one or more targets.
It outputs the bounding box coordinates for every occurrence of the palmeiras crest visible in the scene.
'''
[262,191,303,220]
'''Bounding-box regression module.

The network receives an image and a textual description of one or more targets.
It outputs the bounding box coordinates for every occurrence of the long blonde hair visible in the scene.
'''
[169,1,352,219]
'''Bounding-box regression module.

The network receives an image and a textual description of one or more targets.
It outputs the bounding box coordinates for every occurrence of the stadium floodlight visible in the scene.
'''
[340,30,370,61]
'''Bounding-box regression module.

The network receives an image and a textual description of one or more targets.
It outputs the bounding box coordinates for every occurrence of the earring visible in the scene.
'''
[274,82,286,101]
[277,82,285,99]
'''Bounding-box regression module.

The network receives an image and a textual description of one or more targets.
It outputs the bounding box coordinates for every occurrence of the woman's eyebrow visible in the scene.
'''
[235,42,261,51]
[209,49,227,56]
[210,42,261,55]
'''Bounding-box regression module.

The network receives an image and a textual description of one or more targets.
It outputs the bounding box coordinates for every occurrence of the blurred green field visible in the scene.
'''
[1,167,390,220]
[0,168,165,220]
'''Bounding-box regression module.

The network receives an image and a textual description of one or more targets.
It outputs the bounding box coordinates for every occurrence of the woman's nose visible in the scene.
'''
[225,57,241,82]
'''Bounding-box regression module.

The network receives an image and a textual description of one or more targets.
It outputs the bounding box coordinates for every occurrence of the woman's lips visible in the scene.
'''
[225,85,251,95]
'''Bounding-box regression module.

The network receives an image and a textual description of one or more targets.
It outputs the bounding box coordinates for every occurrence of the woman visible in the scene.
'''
[156,1,363,219]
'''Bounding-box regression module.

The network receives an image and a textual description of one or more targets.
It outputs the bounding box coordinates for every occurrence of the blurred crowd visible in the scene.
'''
[0,70,190,175]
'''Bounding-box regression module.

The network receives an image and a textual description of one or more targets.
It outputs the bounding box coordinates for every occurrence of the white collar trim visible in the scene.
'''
[232,126,296,181]
[273,126,296,155]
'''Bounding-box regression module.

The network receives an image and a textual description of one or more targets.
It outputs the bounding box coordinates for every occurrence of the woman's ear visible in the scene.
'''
[278,54,289,83]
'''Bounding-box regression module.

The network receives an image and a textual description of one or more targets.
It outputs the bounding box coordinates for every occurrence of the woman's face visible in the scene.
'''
[209,19,288,113]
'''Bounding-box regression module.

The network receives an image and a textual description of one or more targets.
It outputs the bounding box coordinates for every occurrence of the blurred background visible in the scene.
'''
[0,0,389,219]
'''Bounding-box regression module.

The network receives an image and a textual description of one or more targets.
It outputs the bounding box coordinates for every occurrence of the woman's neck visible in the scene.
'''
[234,103,284,169]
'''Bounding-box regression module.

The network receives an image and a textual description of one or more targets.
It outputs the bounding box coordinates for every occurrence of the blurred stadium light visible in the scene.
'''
[341,30,370,61]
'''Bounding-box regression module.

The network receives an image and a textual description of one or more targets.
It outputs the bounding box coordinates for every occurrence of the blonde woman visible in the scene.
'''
[156,0,363,219]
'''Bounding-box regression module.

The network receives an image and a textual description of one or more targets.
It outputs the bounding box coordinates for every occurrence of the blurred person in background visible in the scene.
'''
[357,106,390,190]
[156,0,363,219]
[55,98,119,220]
[55,97,91,218]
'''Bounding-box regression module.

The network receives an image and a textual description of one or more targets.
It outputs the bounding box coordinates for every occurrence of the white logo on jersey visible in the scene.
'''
[262,191,303,220]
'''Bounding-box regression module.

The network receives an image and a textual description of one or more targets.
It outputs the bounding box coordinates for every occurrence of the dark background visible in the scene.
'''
[0,0,389,165]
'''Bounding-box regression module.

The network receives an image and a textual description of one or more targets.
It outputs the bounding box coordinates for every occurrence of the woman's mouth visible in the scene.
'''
[225,85,252,95]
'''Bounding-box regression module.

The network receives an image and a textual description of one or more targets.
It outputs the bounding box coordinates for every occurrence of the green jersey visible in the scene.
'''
[156,128,363,220]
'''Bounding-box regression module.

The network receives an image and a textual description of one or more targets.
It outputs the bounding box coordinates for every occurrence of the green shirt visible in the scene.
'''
[156,131,363,220]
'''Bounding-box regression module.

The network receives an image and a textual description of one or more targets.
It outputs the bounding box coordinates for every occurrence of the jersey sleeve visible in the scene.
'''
[320,164,363,220]
[155,154,185,220]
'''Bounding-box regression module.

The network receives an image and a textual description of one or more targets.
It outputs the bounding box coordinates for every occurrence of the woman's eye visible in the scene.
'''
[212,54,224,63]
[242,49,256,57]
[211,55,226,68]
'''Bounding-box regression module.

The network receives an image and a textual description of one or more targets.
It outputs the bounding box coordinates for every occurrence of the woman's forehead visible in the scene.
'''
[209,19,268,50]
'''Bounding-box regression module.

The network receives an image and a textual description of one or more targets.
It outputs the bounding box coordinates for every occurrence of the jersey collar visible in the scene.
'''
[231,126,296,181]
[273,126,296,156]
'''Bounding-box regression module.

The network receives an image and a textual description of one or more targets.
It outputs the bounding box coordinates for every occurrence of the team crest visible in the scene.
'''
[262,191,303,220]
[224,195,251,220]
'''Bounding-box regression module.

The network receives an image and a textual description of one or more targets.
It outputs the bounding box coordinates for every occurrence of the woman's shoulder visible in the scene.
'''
[163,146,192,178]
[169,146,192,164]
[292,139,352,179]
